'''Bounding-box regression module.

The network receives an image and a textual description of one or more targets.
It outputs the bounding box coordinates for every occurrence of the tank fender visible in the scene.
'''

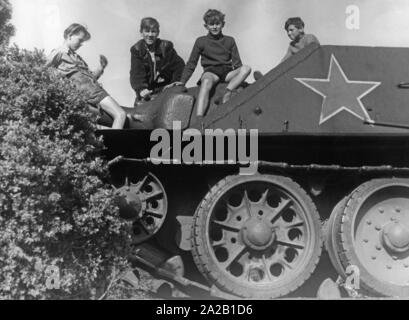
[155,92,195,130]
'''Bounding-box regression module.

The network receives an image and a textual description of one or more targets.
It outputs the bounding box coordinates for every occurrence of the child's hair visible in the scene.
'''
[140,17,160,32]
[203,9,225,25]
[284,17,305,31]
[63,23,91,41]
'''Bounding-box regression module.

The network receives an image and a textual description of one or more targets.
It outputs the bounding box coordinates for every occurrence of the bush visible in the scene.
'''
[0,45,133,299]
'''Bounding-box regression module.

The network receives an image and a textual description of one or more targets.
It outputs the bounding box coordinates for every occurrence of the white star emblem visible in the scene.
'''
[295,54,381,125]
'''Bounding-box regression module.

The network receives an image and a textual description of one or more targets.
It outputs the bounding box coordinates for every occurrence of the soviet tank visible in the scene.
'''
[99,43,409,299]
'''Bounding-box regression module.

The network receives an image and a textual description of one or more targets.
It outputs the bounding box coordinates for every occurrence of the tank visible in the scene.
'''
[100,43,409,299]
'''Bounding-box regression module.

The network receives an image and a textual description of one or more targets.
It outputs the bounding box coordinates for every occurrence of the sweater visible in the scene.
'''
[281,34,320,62]
[180,33,243,84]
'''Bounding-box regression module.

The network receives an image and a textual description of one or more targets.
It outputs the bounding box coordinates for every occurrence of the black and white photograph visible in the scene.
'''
[1,0,409,305]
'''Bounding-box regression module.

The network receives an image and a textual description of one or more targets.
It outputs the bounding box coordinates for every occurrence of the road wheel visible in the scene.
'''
[337,178,409,297]
[191,174,322,298]
[325,196,349,278]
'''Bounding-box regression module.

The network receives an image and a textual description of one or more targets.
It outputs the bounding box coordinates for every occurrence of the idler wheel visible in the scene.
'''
[191,174,322,299]
[113,172,168,244]
[115,188,143,220]
[334,178,409,297]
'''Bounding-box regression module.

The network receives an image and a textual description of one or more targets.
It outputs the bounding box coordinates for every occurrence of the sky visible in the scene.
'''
[8,0,409,107]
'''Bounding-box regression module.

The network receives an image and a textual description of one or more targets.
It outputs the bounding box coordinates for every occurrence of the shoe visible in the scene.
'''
[253,70,263,81]
[131,113,147,122]
[96,124,111,130]
[222,90,233,104]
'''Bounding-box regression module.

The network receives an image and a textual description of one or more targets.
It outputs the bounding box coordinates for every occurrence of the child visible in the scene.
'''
[130,17,185,104]
[177,9,251,118]
[46,23,126,129]
[281,17,320,62]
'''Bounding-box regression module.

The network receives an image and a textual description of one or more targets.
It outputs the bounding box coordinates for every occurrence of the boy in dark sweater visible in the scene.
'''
[281,17,320,62]
[176,9,251,118]
[253,17,319,81]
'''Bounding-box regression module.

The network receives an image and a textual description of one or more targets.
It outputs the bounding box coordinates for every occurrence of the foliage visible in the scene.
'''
[0,45,133,299]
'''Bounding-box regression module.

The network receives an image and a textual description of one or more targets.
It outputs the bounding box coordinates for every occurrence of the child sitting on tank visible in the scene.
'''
[46,23,126,129]
[253,17,320,81]
[175,9,251,120]
[281,17,320,62]
[130,17,185,106]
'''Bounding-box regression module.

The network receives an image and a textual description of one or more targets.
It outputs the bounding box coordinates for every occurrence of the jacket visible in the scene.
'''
[130,39,185,96]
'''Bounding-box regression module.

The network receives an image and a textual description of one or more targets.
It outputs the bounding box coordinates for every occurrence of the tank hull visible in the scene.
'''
[101,44,409,298]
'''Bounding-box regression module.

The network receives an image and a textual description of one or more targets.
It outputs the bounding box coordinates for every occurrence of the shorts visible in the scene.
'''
[200,65,234,83]
[70,72,109,105]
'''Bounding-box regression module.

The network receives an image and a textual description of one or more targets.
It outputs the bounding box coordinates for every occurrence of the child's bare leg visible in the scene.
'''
[225,65,252,91]
[99,96,127,129]
[196,72,219,117]
[221,65,251,104]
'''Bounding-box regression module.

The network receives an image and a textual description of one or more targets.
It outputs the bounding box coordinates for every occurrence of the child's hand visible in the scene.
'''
[164,82,183,90]
[99,55,108,69]
[140,89,153,100]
